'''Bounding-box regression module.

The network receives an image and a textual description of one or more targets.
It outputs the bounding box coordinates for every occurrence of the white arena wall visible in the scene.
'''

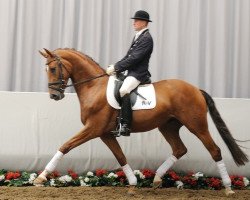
[0,91,249,177]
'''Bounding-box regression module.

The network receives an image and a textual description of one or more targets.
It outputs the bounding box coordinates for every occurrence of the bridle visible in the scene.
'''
[46,55,107,93]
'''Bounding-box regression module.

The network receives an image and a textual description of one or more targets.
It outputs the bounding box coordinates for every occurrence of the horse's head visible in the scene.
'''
[39,48,70,101]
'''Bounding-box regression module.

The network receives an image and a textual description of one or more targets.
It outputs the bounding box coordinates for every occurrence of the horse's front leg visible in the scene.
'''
[34,125,97,186]
[100,134,137,195]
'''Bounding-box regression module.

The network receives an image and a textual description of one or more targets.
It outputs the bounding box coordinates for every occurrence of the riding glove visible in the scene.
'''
[106,65,115,75]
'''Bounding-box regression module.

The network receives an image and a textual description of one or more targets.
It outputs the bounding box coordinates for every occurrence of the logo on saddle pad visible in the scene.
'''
[106,75,156,110]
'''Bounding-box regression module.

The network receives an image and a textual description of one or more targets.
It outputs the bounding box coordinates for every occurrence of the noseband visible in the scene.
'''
[46,55,107,93]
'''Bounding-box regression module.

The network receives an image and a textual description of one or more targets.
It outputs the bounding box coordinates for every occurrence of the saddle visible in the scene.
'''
[113,73,151,106]
[106,74,156,110]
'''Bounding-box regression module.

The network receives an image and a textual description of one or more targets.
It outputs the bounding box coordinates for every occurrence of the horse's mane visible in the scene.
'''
[55,48,105,72]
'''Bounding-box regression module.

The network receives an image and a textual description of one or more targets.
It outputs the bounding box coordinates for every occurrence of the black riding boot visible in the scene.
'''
[119,94,132,136]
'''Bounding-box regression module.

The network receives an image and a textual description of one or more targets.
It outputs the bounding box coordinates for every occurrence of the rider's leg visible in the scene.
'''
[119,76,141,98]
[119,76,140,136]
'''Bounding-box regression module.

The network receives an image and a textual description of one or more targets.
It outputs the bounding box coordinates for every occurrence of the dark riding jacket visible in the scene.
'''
[114,29,153,83]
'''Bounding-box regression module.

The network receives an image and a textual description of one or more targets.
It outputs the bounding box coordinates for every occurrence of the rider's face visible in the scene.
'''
[133,19,148,31]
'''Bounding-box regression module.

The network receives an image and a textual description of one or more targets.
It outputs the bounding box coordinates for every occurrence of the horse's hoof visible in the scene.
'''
[153,174,162,189]
[127,186,136,196]
[33,175,47,186]
[225,187,235,196]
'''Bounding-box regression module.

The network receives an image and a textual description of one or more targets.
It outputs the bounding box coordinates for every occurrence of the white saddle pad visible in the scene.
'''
[106,75,156,110]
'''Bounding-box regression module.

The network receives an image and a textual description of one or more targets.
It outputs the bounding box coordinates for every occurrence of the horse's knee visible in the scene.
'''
[173,146,187,159]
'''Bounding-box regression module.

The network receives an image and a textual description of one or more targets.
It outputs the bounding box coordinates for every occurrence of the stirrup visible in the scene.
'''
[110,123,131,137]
[110,123,122,137]
[120,125,131,136]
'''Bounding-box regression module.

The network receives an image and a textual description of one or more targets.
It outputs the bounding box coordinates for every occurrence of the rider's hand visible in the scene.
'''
[106,65,115,75]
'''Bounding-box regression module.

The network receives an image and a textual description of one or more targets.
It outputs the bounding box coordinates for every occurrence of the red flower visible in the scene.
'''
[182,175,197,186]
[13,172,21,179]
[5,171,21,180]
[168,171,180,181]
[95,169,107,177]
[230,175,245,189]
[230,175,243,181]
[68,169,78,180]
[5,172,14,180]
[207,177,222,190]
[234,180,244,187]
[116,170,126,178]
[48,170,60,179]
[115,171,127,184]
[53,170,60,177]
[142,169,155,178]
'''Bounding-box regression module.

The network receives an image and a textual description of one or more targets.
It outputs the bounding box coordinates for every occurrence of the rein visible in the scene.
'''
[65,73,107,88]
[47,55,107,93]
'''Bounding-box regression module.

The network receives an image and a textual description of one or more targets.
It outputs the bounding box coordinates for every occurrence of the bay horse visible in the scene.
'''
[34,48,248,196]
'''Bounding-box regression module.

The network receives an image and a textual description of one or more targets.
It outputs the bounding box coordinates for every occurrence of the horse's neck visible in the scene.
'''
[70,57,103,82]
[73,75,108,121]
[68,53,107,109]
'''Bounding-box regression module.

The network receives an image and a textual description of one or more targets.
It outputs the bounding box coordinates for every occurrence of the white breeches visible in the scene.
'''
[119,76,141,97]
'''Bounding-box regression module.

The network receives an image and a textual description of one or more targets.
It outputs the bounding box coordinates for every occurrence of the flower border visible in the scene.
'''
[0,169,249,190]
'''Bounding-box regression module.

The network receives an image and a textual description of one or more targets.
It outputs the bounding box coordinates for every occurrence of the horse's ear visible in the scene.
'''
[38,50,48,58]
[43,48,54,58]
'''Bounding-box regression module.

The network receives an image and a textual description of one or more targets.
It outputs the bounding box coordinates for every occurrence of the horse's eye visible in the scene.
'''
[50,67,56,74]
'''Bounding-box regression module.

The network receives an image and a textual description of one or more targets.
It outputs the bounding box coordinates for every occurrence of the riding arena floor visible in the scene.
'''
[0,186,250,200]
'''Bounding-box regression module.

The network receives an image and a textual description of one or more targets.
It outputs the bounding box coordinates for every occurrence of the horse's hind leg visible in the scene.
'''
[100,134,137,195]
[183,114,235,196]
[153,119,187,188]
[193,130,235,195]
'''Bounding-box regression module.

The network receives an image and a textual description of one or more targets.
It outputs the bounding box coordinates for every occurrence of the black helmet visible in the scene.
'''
[131,10,152,22]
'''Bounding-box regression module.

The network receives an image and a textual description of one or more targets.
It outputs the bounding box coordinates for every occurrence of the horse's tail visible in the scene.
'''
[200,89,249,166]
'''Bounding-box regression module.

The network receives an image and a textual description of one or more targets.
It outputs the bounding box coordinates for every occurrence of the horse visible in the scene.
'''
[34,48,248,196]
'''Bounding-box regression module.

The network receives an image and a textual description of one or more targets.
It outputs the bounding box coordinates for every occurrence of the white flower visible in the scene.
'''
[50,179,57,186]
[107,172,118,178]
[84,177,90,183]
[243,177,249,186]
[193,172,203,180]
[28,173,37,184]
[175,181,184,189]
[87,171,94,177]
[0,175,5,181]
[133,170,145,179]
[80,180,89,186]
[58,175,72,183]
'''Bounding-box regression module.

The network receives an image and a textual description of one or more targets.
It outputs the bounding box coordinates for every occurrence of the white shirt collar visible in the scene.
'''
[135,28,148,40]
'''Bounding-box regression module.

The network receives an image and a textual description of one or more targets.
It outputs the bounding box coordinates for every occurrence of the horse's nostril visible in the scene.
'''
[50,94,58,99]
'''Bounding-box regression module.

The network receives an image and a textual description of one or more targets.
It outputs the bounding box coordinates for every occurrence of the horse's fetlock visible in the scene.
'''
[212,148,222,161]
[59,146,70,154]
[175,147,187,159]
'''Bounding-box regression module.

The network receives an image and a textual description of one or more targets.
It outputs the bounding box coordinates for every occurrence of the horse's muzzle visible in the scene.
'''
[50,93,65,101]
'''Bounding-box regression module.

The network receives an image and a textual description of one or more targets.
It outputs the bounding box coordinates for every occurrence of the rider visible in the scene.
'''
[106,10,154,136]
